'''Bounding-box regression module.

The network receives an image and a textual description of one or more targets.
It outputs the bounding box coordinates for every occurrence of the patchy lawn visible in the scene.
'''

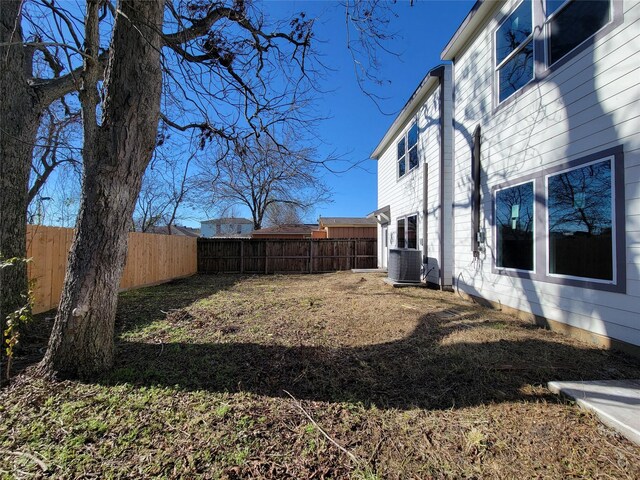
[2,272,639,479]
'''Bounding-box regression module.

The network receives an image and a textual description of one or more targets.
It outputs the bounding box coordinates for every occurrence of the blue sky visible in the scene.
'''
[31,0,476,228]
[258,0,476,222]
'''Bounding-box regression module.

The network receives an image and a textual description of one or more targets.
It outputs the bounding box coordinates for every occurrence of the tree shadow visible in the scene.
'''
[100,312,640,411]
[9,274,240,378]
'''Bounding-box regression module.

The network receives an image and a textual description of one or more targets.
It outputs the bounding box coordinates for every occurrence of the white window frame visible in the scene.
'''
[494,179,536,273]
[494,0,535,104]
[545,155,616,284]
[396,213,419,249]
[494,0,614,106]
[544,0,613,68]
[397,122,420,180]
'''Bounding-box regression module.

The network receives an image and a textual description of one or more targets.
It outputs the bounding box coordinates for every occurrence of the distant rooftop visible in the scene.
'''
[146,225,201,237]
[319,217,377,227]
[252,224,318,236]
[201,217,253,225]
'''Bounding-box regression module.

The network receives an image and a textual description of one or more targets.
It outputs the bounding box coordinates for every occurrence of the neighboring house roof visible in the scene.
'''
[201,217,253,225]
[441,0,500,61]
[370,65,445,159]
[147,225,201,237]
[251,224,318,236]
[319,217,377,227]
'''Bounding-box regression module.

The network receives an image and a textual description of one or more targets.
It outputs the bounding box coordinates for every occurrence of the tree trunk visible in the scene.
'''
[39,0,165,378]
[0,1,42,381]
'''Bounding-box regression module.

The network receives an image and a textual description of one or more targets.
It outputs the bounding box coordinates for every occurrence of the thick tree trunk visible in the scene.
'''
[39,0,165,378]
[0,1,42,381]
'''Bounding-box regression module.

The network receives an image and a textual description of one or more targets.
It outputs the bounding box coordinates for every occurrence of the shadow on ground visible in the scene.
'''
[10,274,241,376]
[103,312,639,411]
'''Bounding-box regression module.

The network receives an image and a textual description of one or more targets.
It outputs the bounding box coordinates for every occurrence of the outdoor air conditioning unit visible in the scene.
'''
[388,248,421,283]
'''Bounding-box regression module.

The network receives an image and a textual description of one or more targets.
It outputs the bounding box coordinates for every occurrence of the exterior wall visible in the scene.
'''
[325,226,377,239]
[451,0,640,346]
[201,221,253,238]
[377,79,445,285]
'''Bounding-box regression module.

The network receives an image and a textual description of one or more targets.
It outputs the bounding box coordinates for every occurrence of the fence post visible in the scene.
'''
[309,239,313,274]
[240,239,244,273]
[265,240,268,274]
[352,239,356,269]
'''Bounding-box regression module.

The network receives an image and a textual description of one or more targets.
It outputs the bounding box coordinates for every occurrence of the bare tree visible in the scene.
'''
[36,0,322,377]
[265,203,305,227]
[199,134,331,230]
[28,102,82,205]
[0,0,403,378]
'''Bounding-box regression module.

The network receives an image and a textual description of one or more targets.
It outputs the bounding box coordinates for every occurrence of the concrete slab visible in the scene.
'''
[351,268,387,273]
[548,379,640,445]
[383,278,427,288]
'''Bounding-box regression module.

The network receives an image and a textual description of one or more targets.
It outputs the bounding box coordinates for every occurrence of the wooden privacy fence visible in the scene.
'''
[26,225,197,314]
[198,238,377,274]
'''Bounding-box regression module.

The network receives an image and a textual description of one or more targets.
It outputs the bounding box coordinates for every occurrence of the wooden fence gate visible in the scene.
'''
[197,238,377,274]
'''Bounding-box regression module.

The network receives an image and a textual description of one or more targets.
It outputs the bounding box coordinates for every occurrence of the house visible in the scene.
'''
[146,225,200,237]
[200,217,253,238]
[251,224,318,239]
[373,0,640,351]
[371,64,453,289]
[314,217,378,239]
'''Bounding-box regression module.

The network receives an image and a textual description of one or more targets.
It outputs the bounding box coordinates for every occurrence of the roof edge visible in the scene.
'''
[370,64,447,160]
[441,0,500,61]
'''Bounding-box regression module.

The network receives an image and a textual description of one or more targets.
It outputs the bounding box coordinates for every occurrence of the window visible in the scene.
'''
[495,0,533,102]
[494,0,613,104]
[495,181,534,271]
[547,0,610,65]
[397,214,418,249]
[407,215,417,249]
[397,123,419,178]
[547,158,613,281]
[492,146,624,293]
[397,218,405,248]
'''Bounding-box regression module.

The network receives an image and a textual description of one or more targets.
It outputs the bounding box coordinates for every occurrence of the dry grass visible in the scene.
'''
[2,272,639,479]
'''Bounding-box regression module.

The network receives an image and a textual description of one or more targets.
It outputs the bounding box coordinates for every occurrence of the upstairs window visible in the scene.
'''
[495,0,533,102]
[397,123,419,178]
[495,0,614,105]
[547,0,611,65]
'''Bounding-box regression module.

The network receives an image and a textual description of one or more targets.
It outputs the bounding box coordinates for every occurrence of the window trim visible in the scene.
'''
[545,155,616,284]
[396,122,420,180]
[544,0,614,68]
[396,213,419,249]
[494,0,535,104]
[490,146,625,293]
[494,179,537,274]
[493,0,621,108]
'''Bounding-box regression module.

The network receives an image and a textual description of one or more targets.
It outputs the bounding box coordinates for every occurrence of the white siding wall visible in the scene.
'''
[377,83,443,285]
[451,0,640,346]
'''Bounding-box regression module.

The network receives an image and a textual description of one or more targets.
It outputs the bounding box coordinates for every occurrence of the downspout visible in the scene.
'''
[428,65,446,289]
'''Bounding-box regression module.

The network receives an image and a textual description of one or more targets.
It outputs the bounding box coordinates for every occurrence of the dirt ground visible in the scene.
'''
[2,272,639,479]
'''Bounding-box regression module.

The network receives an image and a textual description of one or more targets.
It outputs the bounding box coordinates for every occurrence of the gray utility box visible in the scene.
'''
[388,248,421,283]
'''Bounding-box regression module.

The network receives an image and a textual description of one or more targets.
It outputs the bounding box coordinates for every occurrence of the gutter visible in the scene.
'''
[427,66,446,289]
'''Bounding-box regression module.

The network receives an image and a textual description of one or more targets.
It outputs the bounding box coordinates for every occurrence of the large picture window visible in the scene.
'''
[492,147,624,293]
[547,158,613,281]
[397,123,419,178]
[495,181,534,271]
